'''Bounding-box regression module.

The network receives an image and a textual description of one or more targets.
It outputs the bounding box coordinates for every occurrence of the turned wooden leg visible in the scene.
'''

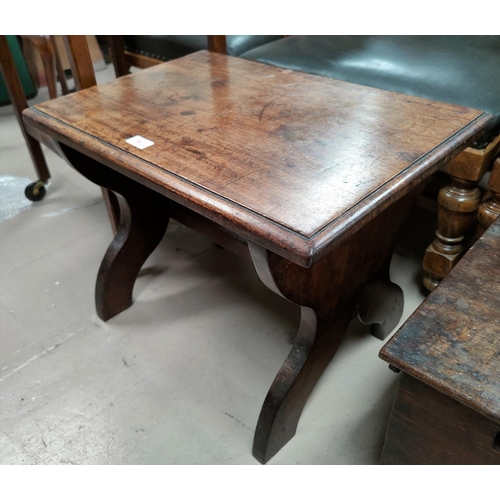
[58,144,169,320]
[50,35,71,95]
[248,188,419,464]
[423,175,481,291]
[422,138,500,291]
[476,158,500,239]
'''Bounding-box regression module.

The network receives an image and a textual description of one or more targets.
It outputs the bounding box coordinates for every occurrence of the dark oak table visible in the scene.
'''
[22,51,492,463]
[380,217,500,465]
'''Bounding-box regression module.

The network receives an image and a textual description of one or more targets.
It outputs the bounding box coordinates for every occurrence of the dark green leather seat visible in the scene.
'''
[241,35,500,146]
[123,35,283,62]
[0,35,36,106]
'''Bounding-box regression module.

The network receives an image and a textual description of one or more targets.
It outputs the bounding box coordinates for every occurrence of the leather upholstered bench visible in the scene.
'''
[241,35,500,289]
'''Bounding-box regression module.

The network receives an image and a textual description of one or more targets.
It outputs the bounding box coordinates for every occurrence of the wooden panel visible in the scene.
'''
[124,51,162,69]
[23,51,492,266]
[381,374,500,465]
[53,35,105,73]
[381,217,500,423]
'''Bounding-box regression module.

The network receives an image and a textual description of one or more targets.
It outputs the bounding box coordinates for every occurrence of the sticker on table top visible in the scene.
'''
[125,135,155,150]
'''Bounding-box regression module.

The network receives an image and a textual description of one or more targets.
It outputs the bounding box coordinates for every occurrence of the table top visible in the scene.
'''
[380,218,500,424]
[23,51,492,266]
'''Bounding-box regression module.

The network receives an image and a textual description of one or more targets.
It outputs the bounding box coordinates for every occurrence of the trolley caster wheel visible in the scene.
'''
[25,181,47,202]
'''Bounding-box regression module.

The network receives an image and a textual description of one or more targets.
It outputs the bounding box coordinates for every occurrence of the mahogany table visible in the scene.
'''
[22,51,492,463]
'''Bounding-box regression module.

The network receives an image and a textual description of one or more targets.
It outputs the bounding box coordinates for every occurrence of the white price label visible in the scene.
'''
[125,135,155,150]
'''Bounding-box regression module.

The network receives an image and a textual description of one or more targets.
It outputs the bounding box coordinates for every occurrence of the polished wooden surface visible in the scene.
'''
[55,140,422,463]
[21,52,495,463]
[249,186,419,463]
[381,216,500,424]
[23,51,491,267]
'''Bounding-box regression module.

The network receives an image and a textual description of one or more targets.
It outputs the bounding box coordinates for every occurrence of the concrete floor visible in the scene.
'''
[0,64,434,465]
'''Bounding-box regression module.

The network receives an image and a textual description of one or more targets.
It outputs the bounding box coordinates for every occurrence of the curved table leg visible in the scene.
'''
[248,188,419,463]
[59,144,169,320]
[96,191,169,320]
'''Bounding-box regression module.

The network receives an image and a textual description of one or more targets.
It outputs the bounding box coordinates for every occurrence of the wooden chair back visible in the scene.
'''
[108,35,228,78]
[0,35,119,231]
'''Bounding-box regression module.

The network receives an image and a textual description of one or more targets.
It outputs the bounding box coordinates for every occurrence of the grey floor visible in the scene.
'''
[0,64,434,465]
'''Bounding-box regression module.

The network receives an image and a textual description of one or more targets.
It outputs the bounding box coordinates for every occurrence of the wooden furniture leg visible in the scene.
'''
[19,35,58,100]
[59,130,421,463]
[207,36,227,54]
[62,35,121,234]
[58,144,169,321]
[476,157,500,238]
[422,175,481,291]
[50,35,71,95]
[62,35,97,92]
[249,188,419,464]
[108,35,130,78]
[0,35,50,197]
[423,136,500,290]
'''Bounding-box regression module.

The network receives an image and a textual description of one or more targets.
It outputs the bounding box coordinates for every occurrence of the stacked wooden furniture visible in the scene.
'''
[240,35,500,288]
[380,215,500,465]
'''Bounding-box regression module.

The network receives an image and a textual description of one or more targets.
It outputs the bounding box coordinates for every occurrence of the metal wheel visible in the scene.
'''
[25,181,47,201]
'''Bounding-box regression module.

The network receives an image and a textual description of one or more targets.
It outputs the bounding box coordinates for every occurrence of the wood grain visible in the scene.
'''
[0,35,50,183]
[20,49,496,464]
[59,144,168,320]
[381,374,500,465]
[250,186,419,463]
[19,35,58,99]
[62,35,97,91]
[381,216,500,424]
[61,35,120,233]
[23,51,492,267]
[207,35,227,54]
